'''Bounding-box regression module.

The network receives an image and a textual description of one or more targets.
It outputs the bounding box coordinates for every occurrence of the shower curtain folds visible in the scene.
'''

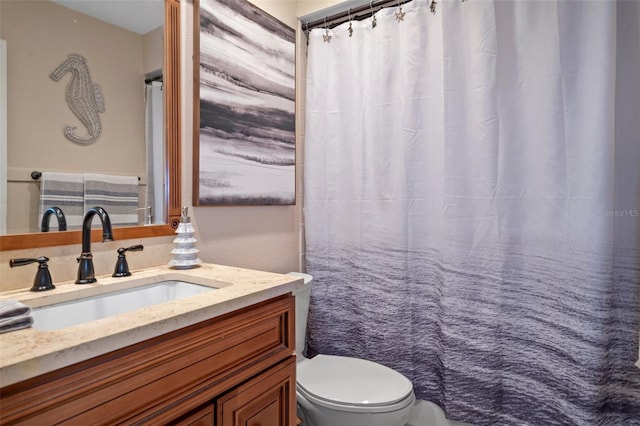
[303,0,640,425]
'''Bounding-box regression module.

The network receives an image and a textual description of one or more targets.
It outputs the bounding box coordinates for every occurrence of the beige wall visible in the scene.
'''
[144,27,165,75]
[0,0,342,292]
[1,0,157,233]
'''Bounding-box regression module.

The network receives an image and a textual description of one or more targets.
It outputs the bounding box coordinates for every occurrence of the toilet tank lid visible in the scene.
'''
[286,272,313,284]
[297,354,414,408]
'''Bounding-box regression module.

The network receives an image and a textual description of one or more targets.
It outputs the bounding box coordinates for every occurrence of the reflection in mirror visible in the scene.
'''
[0,0,181,250]
[1,0,163,234]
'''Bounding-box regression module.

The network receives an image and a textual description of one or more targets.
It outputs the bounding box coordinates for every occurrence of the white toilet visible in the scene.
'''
[288,272,415,426]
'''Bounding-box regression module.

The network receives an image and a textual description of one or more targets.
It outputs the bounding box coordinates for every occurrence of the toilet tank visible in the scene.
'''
[287,272,313,358]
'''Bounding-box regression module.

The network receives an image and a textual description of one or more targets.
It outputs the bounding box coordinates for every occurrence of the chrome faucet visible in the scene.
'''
[76,206,113,284]
[41,206,67,232]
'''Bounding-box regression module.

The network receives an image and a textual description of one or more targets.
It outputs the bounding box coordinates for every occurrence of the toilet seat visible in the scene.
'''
[297,355,415,414]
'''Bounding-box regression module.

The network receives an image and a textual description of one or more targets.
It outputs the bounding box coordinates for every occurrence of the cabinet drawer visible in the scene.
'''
[0,295,294,425]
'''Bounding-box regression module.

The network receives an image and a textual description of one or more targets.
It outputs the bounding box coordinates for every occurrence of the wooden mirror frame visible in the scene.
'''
[0,0,181,251]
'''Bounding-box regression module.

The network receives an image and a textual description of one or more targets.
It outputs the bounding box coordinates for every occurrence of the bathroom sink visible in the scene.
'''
[31,281,217,331]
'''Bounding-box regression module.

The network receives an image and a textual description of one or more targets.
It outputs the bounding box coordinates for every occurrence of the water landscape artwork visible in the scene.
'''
[195,0,296,205]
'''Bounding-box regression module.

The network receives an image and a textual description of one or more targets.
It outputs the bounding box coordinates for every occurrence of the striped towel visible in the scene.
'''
[38,172,84,230]
[83,173,139,226]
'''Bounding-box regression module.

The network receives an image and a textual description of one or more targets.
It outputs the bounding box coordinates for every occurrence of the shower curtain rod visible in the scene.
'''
[302,0,413,31]
[145,74,163,84]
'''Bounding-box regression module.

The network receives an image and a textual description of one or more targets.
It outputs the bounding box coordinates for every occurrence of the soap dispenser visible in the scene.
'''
[169,207,202,269]
[136,206,153,225]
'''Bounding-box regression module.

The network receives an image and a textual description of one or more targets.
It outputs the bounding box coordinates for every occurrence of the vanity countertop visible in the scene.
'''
[0,263,303,387]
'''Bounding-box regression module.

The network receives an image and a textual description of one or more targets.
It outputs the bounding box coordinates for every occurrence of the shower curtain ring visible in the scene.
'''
[348,8,354,37]
[370,0,377,28]
[395,0,405,22]
[323,16,332,43]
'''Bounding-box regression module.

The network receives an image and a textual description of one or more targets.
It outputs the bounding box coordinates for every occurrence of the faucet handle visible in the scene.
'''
[9,257,56,292]
[112,245,144,277]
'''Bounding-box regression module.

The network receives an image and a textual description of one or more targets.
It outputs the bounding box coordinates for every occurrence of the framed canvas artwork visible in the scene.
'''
[194,0,296,205]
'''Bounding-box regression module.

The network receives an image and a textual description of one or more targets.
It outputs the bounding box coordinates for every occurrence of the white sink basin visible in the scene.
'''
[31,281,216,331]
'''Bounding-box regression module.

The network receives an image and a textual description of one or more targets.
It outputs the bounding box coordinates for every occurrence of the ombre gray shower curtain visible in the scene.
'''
[303,0,640,424]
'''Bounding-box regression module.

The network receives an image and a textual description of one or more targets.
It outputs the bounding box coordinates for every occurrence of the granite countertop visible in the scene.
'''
[0,263,303,387]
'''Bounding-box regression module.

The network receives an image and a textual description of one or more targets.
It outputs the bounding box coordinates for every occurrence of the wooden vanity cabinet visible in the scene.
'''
[0,295,297,426]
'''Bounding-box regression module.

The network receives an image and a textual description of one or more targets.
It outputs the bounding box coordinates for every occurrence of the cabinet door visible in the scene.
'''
[217,357,296,426]
[173,404,214,426]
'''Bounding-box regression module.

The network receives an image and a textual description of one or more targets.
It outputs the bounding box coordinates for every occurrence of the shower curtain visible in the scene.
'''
[303,0,640,424]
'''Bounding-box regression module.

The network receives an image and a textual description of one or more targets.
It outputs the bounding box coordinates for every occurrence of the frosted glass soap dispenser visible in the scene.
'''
[169,207,202,269]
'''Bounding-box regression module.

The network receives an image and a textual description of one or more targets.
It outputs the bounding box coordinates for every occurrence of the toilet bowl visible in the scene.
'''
[288,272,415,426]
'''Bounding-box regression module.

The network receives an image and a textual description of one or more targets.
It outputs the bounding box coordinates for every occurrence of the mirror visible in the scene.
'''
[0,0,181,251]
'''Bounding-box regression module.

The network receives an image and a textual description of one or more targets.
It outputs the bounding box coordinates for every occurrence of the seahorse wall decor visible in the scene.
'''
[50,54,105,145]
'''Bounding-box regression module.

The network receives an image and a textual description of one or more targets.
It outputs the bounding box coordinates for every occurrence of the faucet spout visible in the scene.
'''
[41,206,67,232]
[76,206,114,284]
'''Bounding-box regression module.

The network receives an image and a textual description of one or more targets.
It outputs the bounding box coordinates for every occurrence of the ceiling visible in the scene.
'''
[50,0,164,35]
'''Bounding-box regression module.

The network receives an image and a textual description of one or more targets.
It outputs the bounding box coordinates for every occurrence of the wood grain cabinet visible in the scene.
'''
[0,295,296,426]
[216,357,296,426]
